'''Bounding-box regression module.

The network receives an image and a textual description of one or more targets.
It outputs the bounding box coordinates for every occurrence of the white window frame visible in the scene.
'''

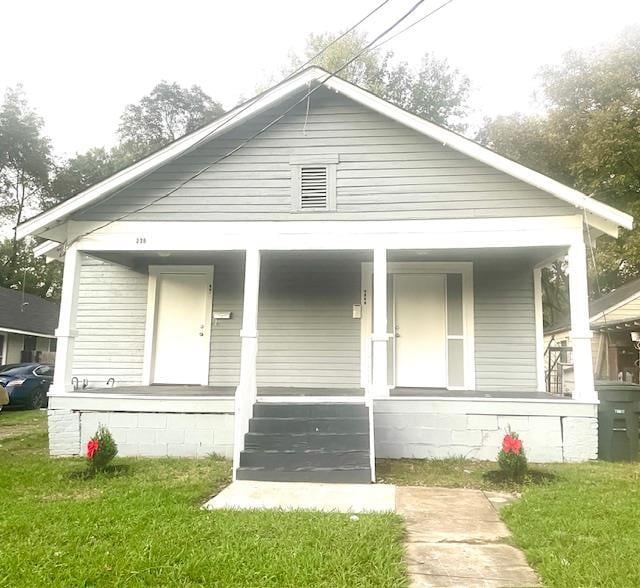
[360,261,475,390]
[142,265,214,386]
[0,331,6,366]
[290,154,338,212]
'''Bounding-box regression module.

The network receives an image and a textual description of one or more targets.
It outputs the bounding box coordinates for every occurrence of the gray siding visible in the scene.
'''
[208,256,362,389]
[209,259,244,386]
[70,255,538,392]
[72,255,148,387]
[75,88,574,222]
[474,261,537,390]
[256,258,361,388]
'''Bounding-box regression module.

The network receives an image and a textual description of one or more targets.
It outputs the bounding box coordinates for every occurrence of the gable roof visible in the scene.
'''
[0,287,60,337]
[589,277,640,321]
[17,67,633,242]
[545,276,640,334]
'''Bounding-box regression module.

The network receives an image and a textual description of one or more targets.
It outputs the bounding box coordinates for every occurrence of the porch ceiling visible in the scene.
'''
[86,245,566,270]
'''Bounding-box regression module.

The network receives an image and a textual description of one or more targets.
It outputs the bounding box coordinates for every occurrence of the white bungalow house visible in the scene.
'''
[19,67,633,482]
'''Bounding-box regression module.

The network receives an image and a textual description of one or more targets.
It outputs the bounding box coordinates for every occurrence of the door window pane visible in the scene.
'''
[448,338,465,387]
[446,274,463,336]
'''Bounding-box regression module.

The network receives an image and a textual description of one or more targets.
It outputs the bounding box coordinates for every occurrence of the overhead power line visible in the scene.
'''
[370,0,454,52]
[287,0,394,78]
[68,0,456,247]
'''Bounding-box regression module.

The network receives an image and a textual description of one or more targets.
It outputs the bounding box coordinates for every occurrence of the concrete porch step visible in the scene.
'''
[244,431,370,451]
[248,416,369,434]
[235,466,372,484]
[253,402,367,418]
[239,448,370,468]
[238,402,372,484]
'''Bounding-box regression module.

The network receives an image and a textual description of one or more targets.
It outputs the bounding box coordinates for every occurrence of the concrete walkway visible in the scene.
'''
[397,487,539,588]
[204,482,538,586]
[204,480,396,513]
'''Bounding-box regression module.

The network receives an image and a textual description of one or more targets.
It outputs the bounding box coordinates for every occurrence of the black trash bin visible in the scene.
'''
[597,381,640,461]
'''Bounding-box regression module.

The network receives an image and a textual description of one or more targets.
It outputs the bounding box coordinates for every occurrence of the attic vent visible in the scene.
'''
[290,156,337,212]
[300,166,328,209]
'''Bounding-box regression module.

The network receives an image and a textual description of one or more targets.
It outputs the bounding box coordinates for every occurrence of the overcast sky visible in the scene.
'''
[2,0,639,159]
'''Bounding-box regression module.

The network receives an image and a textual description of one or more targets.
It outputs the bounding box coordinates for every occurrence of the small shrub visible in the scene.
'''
[497,431,527,481]
[86,425,118,472]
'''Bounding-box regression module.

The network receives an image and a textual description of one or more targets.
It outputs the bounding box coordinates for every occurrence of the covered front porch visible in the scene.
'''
[53,244,594,397]
[45,215,600,473]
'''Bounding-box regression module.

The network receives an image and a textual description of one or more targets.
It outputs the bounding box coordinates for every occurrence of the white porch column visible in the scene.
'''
[533,267,545,392]
[568,241,596,401]
[51,246,82,394]
[371,247,389,398]
[233,249,261,477]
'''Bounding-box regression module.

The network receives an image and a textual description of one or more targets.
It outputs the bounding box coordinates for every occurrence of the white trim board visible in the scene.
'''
[17,67,631,241]
[67,215,586,253]
[0,327,56,339]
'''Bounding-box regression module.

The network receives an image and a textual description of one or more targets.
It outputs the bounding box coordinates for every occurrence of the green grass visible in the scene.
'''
[0,411,407,587]
[503,461,640,587]
[379,456,640,587]
[377,456,556,491]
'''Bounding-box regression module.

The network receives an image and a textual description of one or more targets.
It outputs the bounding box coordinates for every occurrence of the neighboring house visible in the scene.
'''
[545,277,640,391]
[0,287,59,366]
[18,67,633,481]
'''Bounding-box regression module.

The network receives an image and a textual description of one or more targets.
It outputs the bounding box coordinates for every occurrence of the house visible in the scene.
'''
[18,67,633,481]
[0,286,59,366]
[545,277,640,391]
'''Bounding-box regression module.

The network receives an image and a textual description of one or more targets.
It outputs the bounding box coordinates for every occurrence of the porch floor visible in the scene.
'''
[82,385,364,397]
[390,387,555,399]
[78,385,556,399]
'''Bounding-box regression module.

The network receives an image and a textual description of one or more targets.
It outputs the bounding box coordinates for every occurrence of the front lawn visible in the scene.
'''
[380,457,640,587]
[0,411,407,587]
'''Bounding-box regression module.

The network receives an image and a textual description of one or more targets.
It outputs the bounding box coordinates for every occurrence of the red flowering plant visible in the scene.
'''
[86,425,118,472]
[497,430,528,481]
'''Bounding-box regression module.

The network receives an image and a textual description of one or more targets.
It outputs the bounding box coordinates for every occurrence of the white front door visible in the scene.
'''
[152,269,212,385]
[393,273,447,387]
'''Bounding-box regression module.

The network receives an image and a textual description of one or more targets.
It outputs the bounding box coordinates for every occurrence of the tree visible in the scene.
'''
[0,86,51,266]
[382,55,470,130]
[118,81,224,159]
[49,146,132,204]
[0,237,62,299]
[288,32,470,130]
[480,27,640,300]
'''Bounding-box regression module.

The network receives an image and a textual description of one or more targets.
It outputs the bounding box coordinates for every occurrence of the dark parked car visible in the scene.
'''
[0,363,54,409]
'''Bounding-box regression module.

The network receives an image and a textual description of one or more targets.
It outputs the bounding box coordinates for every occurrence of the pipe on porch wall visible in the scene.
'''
[568,241,596,401]
[232,249,261,479]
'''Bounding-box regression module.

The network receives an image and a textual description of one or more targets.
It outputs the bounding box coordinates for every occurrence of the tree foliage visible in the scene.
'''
[0,86,51,262]
[480,28,640,318]
[1,81,224,298]
[48,146,132,204]
[289,32,470,130]
[117,81,224,159]
[0,237,62,299]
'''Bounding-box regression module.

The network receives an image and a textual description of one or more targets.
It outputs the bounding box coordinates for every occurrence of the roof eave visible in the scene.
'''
[322,76,634,234]
[17,68,324,241]
[18,66,633,240]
